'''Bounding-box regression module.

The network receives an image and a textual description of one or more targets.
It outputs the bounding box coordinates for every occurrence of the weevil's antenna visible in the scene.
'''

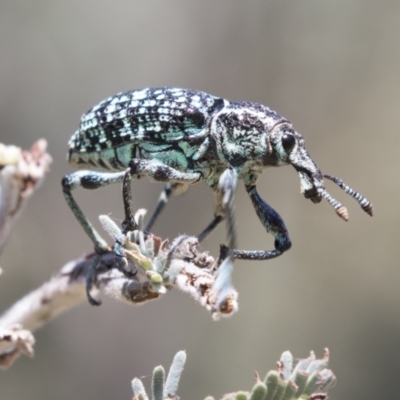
[324,175,373,216]
[319,189,349,221]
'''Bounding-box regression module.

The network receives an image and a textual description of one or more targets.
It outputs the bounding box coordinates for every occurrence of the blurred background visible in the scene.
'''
[0,1,399,399]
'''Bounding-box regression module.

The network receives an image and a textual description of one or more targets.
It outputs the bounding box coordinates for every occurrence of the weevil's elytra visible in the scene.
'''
[68,88,228,176]
[63,87,373,305]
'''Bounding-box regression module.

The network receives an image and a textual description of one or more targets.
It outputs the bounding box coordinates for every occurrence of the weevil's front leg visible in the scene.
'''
[145,182,189,232]
[231,185,292,260]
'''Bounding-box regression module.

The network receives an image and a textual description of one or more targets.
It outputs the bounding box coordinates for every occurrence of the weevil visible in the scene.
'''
[62,87,373,304]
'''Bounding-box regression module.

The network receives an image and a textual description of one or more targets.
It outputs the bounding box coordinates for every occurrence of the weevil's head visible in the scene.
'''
[264,120,374,220]
[210,102,325,200]
[210,101,373,220]
[264,121,325,204]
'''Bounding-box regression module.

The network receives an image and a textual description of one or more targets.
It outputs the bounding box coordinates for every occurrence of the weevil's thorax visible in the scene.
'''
[209,101,286,184]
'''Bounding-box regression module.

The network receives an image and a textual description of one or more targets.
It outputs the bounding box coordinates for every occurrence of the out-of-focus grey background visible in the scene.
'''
[0,1,398,399]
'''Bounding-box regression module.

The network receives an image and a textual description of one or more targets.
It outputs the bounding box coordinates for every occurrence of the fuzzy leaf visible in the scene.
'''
[132,378,149,400]
[164,350,186,398]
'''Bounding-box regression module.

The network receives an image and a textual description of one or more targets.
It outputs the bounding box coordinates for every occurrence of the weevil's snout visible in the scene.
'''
[265,121,372,221]
[286,136,351,220]
[298,169,374,221]
[302,182,323,204]
[294,165,324,203]
[284,138,325,202]
[296,165,374,221]
[268,123,373,220]
[296,167,352,221]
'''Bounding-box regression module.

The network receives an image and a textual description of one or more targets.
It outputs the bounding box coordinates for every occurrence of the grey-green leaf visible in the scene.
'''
[152,366,165,400]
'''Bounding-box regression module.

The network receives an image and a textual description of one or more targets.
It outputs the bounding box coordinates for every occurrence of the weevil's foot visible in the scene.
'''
[121,218,138,232]
[113,239,138,278]
[217,244,231,267]
[86,279,102,306]
[115,252,128,270]
[115,254,138,278]
[86,256,102,306]
[94,243,111,255]
[87,293,102,306]
[122,267,138,278]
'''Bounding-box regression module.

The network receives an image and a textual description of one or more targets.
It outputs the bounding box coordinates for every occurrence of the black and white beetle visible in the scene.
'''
[62,87,373,304]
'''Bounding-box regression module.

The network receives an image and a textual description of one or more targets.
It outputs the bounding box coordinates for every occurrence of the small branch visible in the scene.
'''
[0,212,239,368]
[0,140,52,255]
[0,144,240,369]
[0,325,35,369]
[0,251,168,368]
[0,253,98,333]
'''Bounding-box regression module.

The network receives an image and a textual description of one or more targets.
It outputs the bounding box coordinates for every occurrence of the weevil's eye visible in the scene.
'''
[281,133,296,153]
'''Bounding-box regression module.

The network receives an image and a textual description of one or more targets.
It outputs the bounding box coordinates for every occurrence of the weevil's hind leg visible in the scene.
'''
[231,185,292,260]
[145,183,189,232]
[62,170,128,252]
[62,169,128,305]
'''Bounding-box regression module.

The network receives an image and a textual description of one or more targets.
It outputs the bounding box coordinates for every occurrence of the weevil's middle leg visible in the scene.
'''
[121,169,138,233]
[145,183,189,232]
[145,182,224,242]
[197,215,224,242]
[127,158,202,232]
[129,159,202,184]
[146,180,222,240]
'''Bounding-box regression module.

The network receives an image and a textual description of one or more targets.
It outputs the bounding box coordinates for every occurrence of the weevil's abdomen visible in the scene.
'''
[68,87,227,171]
